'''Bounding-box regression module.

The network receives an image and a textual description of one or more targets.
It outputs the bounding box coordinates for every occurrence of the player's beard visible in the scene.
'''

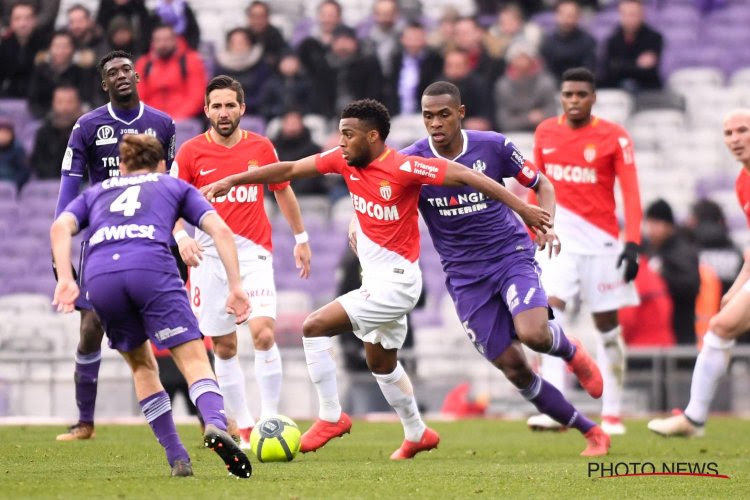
[211,116,240,137]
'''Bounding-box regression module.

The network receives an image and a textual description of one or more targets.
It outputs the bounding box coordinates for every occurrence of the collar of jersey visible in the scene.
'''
[557,114,600,129]
[428,129,468,161]
[107,102,145,125]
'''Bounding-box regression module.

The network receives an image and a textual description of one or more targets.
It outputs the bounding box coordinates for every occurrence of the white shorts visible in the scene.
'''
[336,277,422,350]
[537,250,639,313]
[189,254,276,336]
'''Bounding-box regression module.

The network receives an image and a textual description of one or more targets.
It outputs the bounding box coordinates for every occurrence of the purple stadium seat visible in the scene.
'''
[0,98,32,128]
[530,11,556,34]
[702,25,750,47]
[0,199,20,221]
[0,236,47,258]
[175,118,204,149]
[655,5,700,27]
[707,4,750,25]
[290,18,314,48]
[0,180,16,200]
[240,115,266,135]
[19,119,42,155]
[20,179,60,201]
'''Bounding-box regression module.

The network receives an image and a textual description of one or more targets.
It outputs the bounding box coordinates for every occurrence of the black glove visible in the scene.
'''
[617,242,640,283]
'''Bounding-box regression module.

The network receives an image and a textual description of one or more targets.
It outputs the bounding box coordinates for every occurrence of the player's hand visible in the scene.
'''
[226,286,251,324]
[200,177,234,201]
[294,242,312,279]
[52,279,80,313]
[178,236,204,267]
[617,241,640,282]
[535,226,561,258]
[348,216,359,256]
[519,203,552,234]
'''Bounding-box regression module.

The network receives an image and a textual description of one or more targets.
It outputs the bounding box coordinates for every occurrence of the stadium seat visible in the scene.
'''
[388,113,426,150]
[174,118,204,149]
[729,67,750,89]
[0,293,52,314]
[0,98,32,128]
[274,290,313,343]
[634,90,686,112]
[19,179,61,201]
[331,196,354,225]
[240,115,266,135]
[668,67,725,95]
[0,180,15,201]
[265,113,330,148]
[593,89,633,124]
[504,131,534,159]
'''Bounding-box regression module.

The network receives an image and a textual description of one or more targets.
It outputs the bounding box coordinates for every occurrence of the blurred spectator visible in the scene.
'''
[386,20,442,115]
[540,0,597,83]
[644,199,701,345]
[30,85,83,179]
[426,6,458,53]
[135,23,206,119]
[686,199,744,295]
[1,0,58,35]
[0,117,29,189]
[245,0,288,67]
[297,0,342,76]
[494,42,556,132]
[96,15,141,61]
[0,1,46,98]
[28,30,93,119]
[95,0,151,55]
[214,28,272,116]
[454,17,504,93]
[475,0,544,18]
[151,0,200,50]
[271,110,327,196]
[258,52,316,119]
[600,0,663,91]
[440,48,492,130]
[317,25,384,118]
[362,0,403,80]
[66,4,102,68]
[483,3,542,63]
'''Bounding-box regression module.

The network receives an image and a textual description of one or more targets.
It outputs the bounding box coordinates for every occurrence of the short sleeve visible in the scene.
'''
[62,121,88,178]
[172,143,193,184]
[179,182,216,227]
[263,141,289,192]
[499,138,539,188]
[399,156,448,186]
[315,147,344,175]
[61,191,90,231]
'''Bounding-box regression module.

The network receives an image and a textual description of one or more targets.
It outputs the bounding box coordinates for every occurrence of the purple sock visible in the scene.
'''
[520,374,596,434]
[546,321,576,361]
[140,391,189,467]
[189,378,227,431]
[74,350,101,424]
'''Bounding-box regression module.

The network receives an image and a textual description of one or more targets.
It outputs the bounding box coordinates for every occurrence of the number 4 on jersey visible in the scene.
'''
[110,186,142,216]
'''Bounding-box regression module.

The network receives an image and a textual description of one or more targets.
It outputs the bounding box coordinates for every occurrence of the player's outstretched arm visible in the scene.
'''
[274,186,312,279]
[200,155,320,201]
[531,173,561,257]
[199,212,250,323]
[172,218,204,267]
[50,213,80,313]
[442,160,552,233]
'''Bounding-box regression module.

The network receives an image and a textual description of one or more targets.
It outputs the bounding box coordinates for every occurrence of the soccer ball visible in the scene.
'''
[250,415,301,462]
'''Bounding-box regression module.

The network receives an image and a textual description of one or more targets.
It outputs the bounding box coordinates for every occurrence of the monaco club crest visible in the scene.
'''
[583,144,597,163]
[379,180,392,201]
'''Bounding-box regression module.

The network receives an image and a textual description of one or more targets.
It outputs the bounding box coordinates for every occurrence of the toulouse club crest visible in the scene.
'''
[379,180,392,201]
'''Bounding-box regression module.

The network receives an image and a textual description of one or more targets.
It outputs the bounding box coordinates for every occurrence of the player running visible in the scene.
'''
[201,99,551,460]
[53,50,178,441]
[171,75,311,449]
[648,109,750,437]
[530,67,642,435]
[397,81,609,456]
[51,134,252,478]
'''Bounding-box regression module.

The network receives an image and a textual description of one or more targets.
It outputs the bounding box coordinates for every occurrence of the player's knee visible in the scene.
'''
[213,336,238,359]
[708,316,736,339]
[499,359,534,389]
[253,327,275,350]
[365,356,396,375]
[78,312,104,353]
[593,314,618,333]
[302,312,326,337]
[518,323,552,353]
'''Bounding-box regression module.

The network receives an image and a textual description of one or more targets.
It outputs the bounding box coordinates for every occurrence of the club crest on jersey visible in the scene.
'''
[379,180,392,201]
[96,125,118,145]
[144,127,157,137]
[247,159,258,169]
[583,144,597,163]
[472,159,487,173]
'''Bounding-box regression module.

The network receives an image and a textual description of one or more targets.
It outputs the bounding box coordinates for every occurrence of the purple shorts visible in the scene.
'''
[85,269,201,352]
[445,252,549,361]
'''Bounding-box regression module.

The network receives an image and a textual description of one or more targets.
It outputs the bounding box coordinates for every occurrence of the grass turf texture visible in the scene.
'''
[0,418,747,498]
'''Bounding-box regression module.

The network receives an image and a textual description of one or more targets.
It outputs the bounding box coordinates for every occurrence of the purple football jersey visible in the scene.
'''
[62,102,176,183]
[62,173,214,279]
[401,130,539,274]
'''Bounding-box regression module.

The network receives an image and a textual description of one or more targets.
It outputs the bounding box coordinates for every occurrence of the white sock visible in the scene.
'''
[214,354,255,429]
[255,343,282,418]
[303,336,341,422]
[373,361,426,442]
[541,307,568,394]
[684,331,735,425]
[596,326,626,417]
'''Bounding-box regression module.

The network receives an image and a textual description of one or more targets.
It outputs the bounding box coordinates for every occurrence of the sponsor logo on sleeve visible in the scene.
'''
[510,149,525,168]
[399,160,412,172]
[169,160,179,178]
[61,147,73,171]
[618,136,634,164]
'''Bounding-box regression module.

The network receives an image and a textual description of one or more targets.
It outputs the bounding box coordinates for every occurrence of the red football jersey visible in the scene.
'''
[737,168,750,228]
[534,115,642,255]
[316,147,447,279]
[172,129,288,255]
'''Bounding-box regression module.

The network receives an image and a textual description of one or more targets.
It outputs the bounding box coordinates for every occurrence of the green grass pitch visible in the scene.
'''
[1,418,747,498]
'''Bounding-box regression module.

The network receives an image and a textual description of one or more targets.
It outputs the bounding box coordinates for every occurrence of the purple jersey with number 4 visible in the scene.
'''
[401,130,548,360]
[62,173,214,280]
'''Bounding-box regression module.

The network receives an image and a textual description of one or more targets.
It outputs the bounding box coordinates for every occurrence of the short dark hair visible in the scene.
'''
[205,75,245,105]
[556,0,580,9]
[341,99,390,141]
[67,3,91,17]
[247,1,269,15]
[98,50,134,77]
[561,67,596,90]
[10,1,36,16]
[225,27,255,46]
[119,134,165,172]
[319,0,342,15]
[423,81,462,105]
[51,29,75,45]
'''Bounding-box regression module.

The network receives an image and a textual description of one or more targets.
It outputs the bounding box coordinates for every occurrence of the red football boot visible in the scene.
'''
[580,426,611,457]
[390,427,440,460]
[300,413,352,453]
[567,339,604,399]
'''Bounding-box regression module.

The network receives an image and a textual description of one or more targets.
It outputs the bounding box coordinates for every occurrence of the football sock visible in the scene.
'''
[214,354,255,429]
[303,336,341,422]
[597,326,626,417]
[541,307,568,394]
[373,361,426,442]
[684,331,735,425]
[74,350,101,424]
[139,391,189,467]
[189,378,227,431]
[546,320,576,361]
[520,374,595,434]
[255,343,283,418]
